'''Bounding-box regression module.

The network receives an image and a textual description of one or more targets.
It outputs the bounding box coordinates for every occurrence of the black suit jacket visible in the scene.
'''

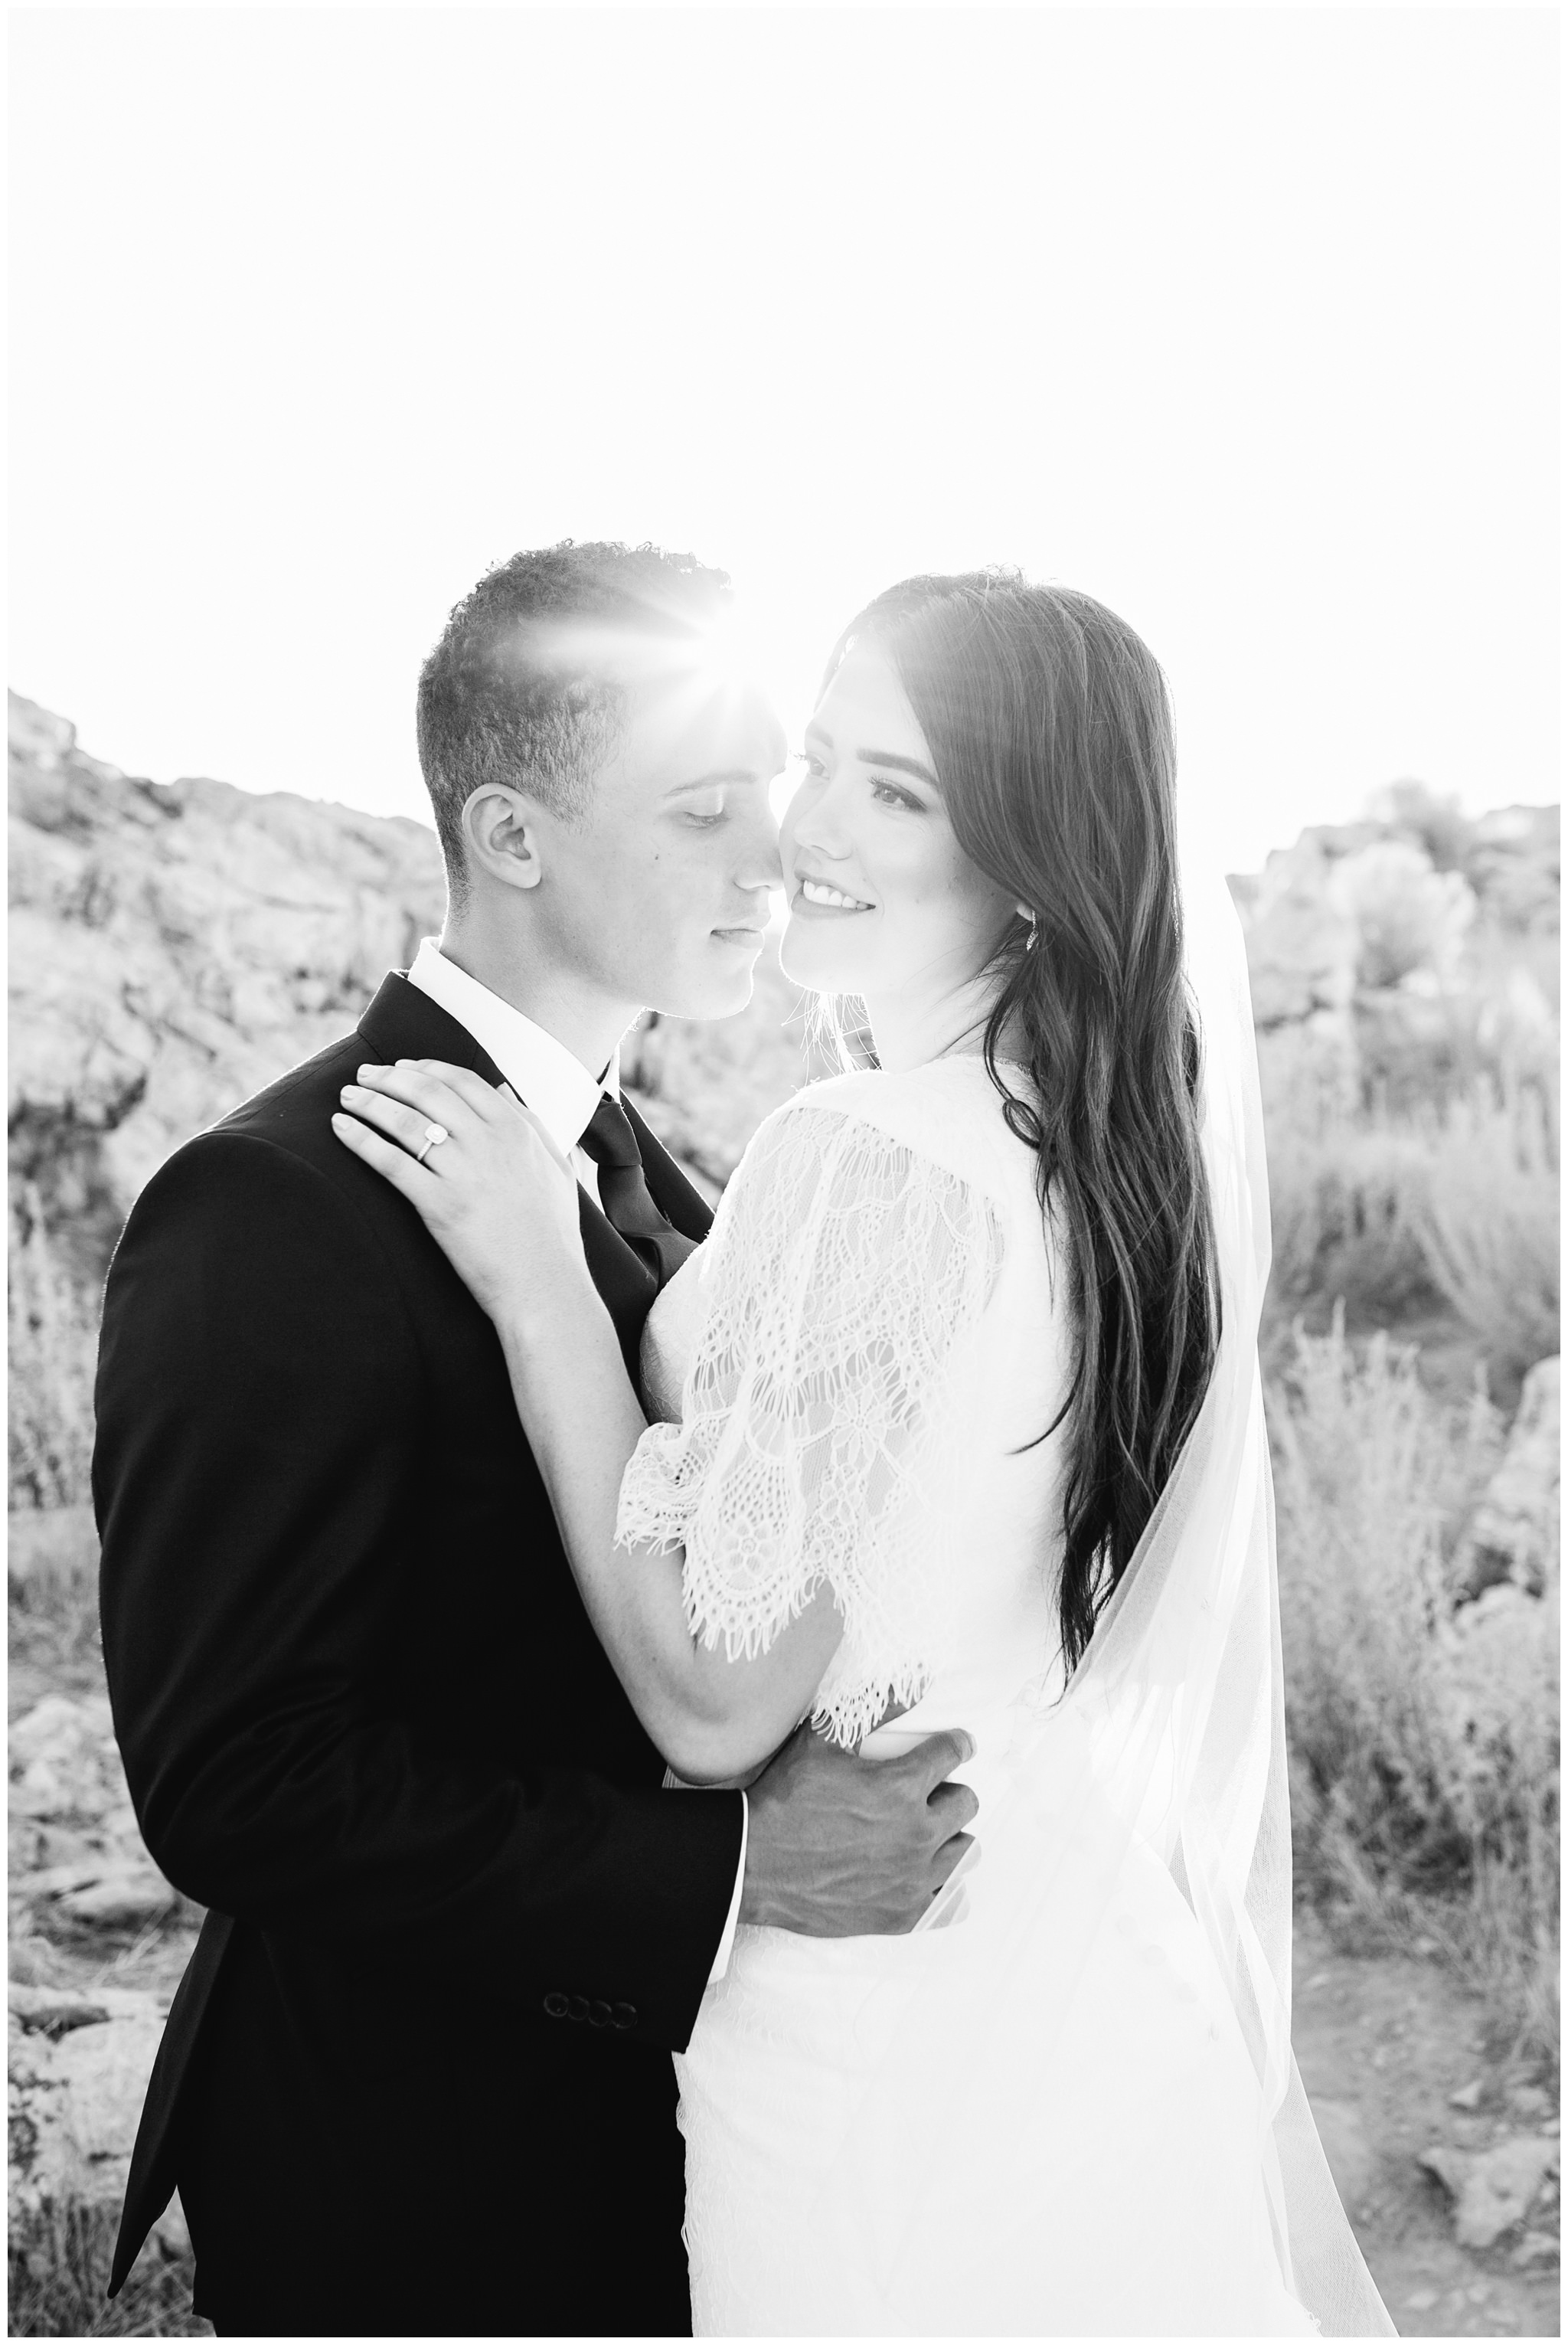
[94,975,743,2337]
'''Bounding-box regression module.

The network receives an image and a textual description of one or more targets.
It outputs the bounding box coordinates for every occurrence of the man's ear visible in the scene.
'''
[461,786,546,893]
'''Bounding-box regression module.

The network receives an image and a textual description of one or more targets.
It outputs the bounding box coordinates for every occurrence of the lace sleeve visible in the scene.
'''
[615,1096,1004,1747]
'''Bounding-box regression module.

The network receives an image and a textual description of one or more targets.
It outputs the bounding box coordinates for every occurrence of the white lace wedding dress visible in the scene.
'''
[622,895,1392,2338]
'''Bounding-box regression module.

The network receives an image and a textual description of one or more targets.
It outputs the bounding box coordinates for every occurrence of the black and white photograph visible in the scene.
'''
[7,5,1560,2339]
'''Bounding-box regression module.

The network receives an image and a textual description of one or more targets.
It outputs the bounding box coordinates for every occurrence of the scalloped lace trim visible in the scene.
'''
[616,1098,1004,1747]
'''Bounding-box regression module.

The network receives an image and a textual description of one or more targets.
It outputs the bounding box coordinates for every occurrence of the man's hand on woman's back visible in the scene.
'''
[739,1723,978,1936]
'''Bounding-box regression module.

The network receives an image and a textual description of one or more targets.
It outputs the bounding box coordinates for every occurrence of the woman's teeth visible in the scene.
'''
[800,878,873,911]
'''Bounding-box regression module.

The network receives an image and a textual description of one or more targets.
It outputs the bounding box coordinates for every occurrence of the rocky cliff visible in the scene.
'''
[9,692,449,1284]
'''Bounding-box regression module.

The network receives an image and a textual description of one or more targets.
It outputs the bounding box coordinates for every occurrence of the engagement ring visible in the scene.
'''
[415,1122,449,1166]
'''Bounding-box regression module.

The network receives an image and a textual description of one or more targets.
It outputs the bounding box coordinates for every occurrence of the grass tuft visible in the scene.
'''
[8,2203,210,2339]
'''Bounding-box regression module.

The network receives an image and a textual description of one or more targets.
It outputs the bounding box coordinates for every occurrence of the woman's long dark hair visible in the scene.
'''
[823,571,1221,1673]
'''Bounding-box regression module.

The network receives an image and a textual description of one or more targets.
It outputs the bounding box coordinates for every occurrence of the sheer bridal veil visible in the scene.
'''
[815,855,1395,2337]
[1073,856,1396,2335]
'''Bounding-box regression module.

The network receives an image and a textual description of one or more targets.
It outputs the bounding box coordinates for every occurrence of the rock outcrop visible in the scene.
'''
[10,1687,179,1931]
[9,1982,187,2254]
[7,1664,195,2262]
[1419,2134,1561,2251]
[1233,787,1559,1116]
[9,690,449,1284]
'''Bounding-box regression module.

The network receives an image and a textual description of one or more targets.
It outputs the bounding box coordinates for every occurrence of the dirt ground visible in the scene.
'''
[1293,1911,1560,2338]
[18,1908,1559,2340]
[11,1607,1559,2338]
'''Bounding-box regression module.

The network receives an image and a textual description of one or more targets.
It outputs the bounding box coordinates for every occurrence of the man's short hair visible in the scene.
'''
[416,541,733,900]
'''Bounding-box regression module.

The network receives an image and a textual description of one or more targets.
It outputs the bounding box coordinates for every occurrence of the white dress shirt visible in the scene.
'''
[407,937,616,1202]
[406,940,747,1984]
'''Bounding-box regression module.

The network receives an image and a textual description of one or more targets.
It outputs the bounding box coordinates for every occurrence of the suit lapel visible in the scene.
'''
[356,974,663,1359]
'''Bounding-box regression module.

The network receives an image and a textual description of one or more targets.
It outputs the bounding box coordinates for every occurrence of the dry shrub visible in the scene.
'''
[1265,1117,1437,1334]
[1272,1313,1501,1883]
[8,1189,100,1512]
[1261,1050,1560,1387]
[1272,1315,1560,2057]
[1429,1583,1563,2058]
[1419,1090,1560,1389]
[10,1509,106,1696]
[1256,1023,1436,1336]
[8,2201,208,2339]
[1331,838,1475,989]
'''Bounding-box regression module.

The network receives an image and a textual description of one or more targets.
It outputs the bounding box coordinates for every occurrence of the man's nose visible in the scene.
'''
[735,798,785,891]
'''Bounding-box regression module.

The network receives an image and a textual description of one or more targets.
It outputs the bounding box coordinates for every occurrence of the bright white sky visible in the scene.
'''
[8,5,1560,875]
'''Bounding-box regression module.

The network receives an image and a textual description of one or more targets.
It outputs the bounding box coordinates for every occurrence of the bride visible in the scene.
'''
[337,572,1393,2337]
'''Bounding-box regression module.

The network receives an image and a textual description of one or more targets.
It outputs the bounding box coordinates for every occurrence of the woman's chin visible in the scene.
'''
[779,916,874,995]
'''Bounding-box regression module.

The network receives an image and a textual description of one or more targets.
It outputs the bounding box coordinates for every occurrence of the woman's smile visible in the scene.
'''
[792,865,877,917]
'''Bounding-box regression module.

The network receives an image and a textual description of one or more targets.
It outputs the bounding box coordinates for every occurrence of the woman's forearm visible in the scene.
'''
[493,1266,840,1782]
[328,1061,843,1773]
[494,1271,697,1733]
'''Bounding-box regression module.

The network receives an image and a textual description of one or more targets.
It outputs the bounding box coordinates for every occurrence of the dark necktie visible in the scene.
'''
[579,1093,698,1288]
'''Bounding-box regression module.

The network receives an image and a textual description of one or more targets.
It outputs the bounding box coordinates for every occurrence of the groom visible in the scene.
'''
[95,541,979,2338]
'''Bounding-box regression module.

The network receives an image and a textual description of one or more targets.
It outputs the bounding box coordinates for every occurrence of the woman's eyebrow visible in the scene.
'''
[859,747,939,788]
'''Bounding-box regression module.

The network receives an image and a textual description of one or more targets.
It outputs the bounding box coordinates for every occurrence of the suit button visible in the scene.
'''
[587,2000,612,2029]
[543,1992,569,2020]
[567,1994,590,2023]
[611,2003,638,2031]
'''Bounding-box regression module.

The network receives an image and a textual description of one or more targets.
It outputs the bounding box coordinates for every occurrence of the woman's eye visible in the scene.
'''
[870,779,922,810]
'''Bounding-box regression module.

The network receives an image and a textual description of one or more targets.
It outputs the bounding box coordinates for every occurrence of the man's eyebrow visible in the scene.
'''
[859,747,940,789]
[660,769,768,800]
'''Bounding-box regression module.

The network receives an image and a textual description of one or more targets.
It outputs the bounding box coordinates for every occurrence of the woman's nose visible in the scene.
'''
[784,780,853,861]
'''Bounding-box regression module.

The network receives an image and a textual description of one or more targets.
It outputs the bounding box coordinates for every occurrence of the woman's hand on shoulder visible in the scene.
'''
[332,1058,589,1326]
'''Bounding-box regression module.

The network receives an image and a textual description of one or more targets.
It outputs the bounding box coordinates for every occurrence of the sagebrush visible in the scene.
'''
[8,1193,99,1513]
[1263,1065,1560,1397]
[1270,1314,1560,2061]
[1419,1091,1560,1390]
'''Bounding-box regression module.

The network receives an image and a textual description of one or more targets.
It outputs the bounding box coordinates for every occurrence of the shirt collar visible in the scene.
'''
[405,939,619,1159]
